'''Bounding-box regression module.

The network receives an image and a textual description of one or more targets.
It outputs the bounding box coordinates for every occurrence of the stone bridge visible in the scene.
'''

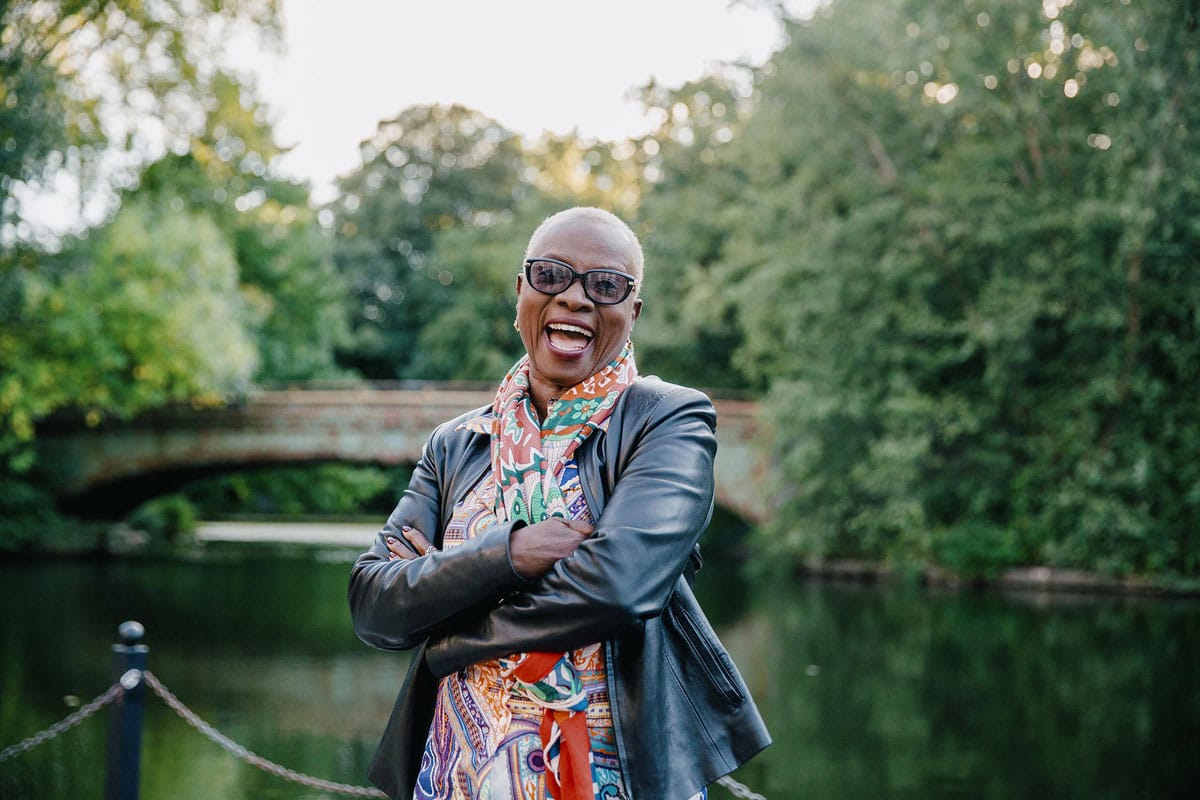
[36,386,770,522]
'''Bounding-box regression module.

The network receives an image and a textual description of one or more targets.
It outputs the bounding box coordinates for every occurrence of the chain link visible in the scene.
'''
[716,774,768,800]
[4,669,766,800]
[0,681,124,762]
[142,670,387,798]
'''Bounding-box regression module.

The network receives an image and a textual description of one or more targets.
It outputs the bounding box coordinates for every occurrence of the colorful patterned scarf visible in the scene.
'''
[489,342,637,800]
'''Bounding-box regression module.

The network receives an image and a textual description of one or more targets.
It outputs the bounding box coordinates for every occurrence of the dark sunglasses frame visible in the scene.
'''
[522,257,639,305]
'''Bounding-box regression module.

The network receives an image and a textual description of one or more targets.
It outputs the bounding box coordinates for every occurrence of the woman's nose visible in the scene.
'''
[555,277,593,309]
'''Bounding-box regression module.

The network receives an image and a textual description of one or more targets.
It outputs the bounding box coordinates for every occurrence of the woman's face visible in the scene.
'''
[516,215,643,410]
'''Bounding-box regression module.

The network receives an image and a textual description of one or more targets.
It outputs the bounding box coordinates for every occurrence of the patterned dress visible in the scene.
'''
[413,351,708,799]
[413,456,629,799]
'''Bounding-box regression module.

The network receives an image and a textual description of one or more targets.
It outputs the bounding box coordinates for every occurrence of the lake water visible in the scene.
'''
[1,544,1198,799]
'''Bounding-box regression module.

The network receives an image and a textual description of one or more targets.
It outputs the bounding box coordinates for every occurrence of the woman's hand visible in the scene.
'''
[509,518,594,579]
[385,526,437,560]
[384,518,593,579]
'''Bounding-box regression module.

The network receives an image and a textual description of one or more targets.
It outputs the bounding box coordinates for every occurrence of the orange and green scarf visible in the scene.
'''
[490,342,637,800]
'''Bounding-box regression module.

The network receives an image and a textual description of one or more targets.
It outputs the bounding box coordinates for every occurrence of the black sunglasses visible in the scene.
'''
[523,257,639,305]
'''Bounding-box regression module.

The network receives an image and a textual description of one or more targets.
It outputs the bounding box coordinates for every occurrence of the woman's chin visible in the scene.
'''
[530,348,595,396]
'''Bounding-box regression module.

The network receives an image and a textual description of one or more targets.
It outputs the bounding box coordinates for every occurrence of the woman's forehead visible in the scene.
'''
[529,217,641,275]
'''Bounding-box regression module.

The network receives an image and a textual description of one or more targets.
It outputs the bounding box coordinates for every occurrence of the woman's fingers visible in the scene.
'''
[384,534,414,560]
[384,522,436,561]
[385,526,435,561]
[402,525,437,555]
[385,535,410,560]
[563,518,595,536]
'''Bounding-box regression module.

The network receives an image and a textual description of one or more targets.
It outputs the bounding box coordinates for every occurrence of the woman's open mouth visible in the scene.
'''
[545,322,593,354]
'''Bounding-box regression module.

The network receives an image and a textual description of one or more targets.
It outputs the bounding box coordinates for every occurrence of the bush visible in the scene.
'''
[0,476,108,553]
[126,494,198,543]
[183,464,402,518]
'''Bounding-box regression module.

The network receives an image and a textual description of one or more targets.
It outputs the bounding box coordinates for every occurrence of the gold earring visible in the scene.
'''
[513,319,520,332]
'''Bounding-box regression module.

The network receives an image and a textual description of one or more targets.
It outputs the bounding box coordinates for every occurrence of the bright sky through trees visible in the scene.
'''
[17,1,815,229]
[229,0,811,202]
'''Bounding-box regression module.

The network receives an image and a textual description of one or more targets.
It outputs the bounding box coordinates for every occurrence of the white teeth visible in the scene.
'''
[547,323,593,338]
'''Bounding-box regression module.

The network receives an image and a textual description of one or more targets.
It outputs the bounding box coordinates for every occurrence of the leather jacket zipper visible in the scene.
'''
[670,604,745,707]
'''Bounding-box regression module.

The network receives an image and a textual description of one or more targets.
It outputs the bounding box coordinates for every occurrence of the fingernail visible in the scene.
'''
[386,536,398,544]
[401,526,412,533]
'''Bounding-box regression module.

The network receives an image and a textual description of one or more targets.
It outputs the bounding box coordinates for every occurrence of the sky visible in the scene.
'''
[230,0,802,202]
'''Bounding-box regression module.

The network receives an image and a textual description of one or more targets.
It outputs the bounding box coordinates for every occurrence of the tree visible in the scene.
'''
[406,201,554,380]
[330,104,531,378]
[0,1,349,481]
[632,72,761,389]
[0,0,280,241]
[135,149,350,384]
[1,196,258,470]
[713,0,1200,575]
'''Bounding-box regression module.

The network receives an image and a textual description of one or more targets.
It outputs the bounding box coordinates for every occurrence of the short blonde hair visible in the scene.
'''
[524,206,645,275]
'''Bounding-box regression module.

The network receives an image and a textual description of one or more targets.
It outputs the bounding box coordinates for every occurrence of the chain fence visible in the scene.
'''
[0,680,123,763]
[3,668,766,799]
[140,670,387,798]
[715,774,767,800]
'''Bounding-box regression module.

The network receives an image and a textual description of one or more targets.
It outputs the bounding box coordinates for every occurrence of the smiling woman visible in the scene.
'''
[515,210,643,414]
[348,207,770,800]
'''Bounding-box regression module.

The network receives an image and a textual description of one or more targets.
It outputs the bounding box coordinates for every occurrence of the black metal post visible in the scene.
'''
[105,621,148,800]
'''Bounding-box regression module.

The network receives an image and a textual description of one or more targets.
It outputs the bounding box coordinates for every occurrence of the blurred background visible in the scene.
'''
[2,1,1198,798]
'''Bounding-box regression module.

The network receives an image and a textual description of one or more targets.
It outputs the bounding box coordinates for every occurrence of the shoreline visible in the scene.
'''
[56,520,1200,600]
[194,520,378,548]
[795,559,1200,599]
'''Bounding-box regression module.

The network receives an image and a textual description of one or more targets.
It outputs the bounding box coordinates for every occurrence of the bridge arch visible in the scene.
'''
[37,388,768,523]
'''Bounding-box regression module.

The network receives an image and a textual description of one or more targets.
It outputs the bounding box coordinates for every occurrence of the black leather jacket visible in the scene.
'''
[349,377,771,799]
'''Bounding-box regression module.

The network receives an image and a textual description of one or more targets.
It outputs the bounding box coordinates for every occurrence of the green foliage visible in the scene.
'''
[0,475,110,552]
[407,203,550,379]
[126,494,198,543]
[329,105,664,380]
[135,154,351,383]
[330,104,532,378]
[0,476,63,550]
[0,37,65,203]
[0,1,279,225]
[183,464,399,518]
[0,3,345,480]
[634,74,763,389]
[707,0,1200,576]
[0,196,259,470]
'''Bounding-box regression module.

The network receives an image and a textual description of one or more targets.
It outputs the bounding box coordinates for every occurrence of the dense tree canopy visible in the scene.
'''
[0,0,342,472]
[329,104,531,378]
[632,72,760,389]
[681,0,1200,576]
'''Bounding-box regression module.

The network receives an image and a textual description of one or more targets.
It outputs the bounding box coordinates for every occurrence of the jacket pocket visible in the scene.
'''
[666,601,746,708]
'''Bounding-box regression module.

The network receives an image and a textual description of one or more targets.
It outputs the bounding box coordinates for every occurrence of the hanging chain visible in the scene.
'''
[0,681,124,762]
[141,670,387,798]
[3,669,767,800]
[716,774,768,800]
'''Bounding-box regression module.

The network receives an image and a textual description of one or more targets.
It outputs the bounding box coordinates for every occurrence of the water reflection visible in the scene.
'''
[730,579,1200,800]
[1,549,1197,799]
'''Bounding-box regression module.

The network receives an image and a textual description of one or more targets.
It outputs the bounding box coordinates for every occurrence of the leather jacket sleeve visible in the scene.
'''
[424,385,717,677]
[348,415,531,651]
